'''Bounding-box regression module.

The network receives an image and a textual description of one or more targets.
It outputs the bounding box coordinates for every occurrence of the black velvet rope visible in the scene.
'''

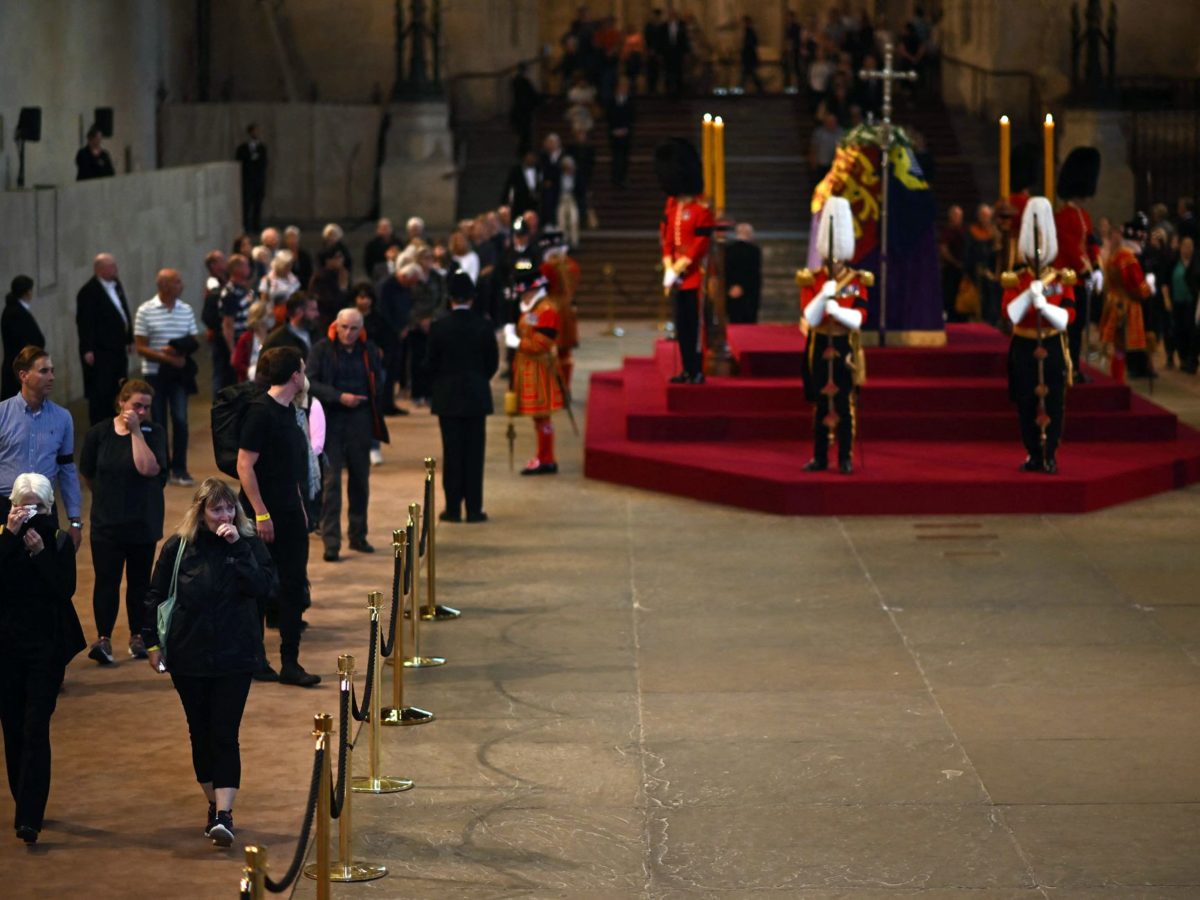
[404,521,415,595]
[351,617,378,723]
[379,550,402,659]
[329,685,351,821]
[264,745,323,893]
[419,478,431,558]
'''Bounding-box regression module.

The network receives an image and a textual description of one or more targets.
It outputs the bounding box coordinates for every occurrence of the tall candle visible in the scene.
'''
[999,115,1011,200]
[702,114,713,200]
[1043,113,1055,206]
[713,116,726,212]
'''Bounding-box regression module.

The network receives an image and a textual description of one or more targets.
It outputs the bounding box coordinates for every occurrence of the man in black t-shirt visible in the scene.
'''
[236,346,319,687]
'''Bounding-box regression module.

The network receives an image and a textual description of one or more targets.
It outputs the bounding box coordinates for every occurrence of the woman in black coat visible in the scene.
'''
[1,275,45,400]
[0,472,84,844]
[142,477,277,848]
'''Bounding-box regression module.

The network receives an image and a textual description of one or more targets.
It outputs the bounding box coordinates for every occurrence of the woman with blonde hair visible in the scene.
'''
[259,250,300,317]
[142,477,276,847]
[231,299,275,383]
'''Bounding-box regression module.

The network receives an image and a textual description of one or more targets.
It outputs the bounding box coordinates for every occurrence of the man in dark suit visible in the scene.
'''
[426,271,499,523]
[725,223,763,324]
[262,291,319,360]
[236,123,268,232]
[76,253,132,425]
[663,10,690,98]
[643,9,665,94]
[501,151,540,216]
[2,276,44,400]
[606,80,635,188]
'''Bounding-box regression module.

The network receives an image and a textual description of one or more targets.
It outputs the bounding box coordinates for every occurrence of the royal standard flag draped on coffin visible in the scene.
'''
[807,124,945,344]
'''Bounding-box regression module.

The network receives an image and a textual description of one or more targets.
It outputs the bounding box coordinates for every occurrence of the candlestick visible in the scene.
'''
[713,116,725,212]
[1043,113,1055,206]
[999,115,1011,201]
[702,114,713,200]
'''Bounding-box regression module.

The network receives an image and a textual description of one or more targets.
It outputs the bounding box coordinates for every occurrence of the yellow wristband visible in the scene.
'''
[255,513,271,522]
[146,645,160,653]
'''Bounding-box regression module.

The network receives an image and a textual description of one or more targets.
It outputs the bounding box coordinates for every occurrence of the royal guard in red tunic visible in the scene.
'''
[796,196,871,474]
[504,274,564,475]
[1002,197,1077,474]
[1054,147,1102,381]
[539,229,581,395]
[656,138,714,384]
[1099,215,1151,384]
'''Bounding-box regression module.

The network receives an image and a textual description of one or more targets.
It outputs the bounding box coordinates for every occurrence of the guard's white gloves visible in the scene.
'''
[504,323,520,349]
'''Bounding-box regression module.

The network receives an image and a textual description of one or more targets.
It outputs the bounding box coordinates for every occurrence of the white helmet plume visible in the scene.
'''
[815,196,855,264]
[1018,196,1058,265]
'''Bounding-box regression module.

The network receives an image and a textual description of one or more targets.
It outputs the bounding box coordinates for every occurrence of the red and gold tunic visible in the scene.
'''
[1099,246,1149,351]
[540,256,580,357]
[797,265,871,332]
[513,297,564,416]
[659,197,714,291]
[1000,267,1077,337]
[1054,203,1098,274]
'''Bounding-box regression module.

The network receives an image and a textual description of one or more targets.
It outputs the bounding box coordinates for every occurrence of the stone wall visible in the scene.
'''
[160,103,383,222]
[0,163,240,402]
[0,0,193,190]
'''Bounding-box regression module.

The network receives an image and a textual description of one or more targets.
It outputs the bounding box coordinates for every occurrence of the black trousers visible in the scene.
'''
[242,185,264,233]
[238,495,308,662]
[321,410,372,551]
[439,415,486,518]
[86,351,128,427]
[407,329,431,400]
[1171,301,1197,369]
[673,288,703,376]
[170,671,252,789]
[806,333,855,465]
[0,653,64,831]
[1067,282,1091,377]
[1010,334,1067,463]
[90,534,155,639]
[149,372,190,476]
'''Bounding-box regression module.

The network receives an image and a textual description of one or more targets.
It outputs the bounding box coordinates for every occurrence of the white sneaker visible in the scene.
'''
[370,449,384,466]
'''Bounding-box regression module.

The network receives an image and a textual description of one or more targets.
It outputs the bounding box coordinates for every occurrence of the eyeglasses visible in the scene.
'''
[129,402,151,411]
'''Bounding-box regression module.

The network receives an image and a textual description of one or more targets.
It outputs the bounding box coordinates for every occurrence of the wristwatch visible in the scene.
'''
[70,519,82,528]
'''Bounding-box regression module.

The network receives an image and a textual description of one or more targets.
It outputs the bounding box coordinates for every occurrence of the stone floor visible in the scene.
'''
[5,323,1200,899]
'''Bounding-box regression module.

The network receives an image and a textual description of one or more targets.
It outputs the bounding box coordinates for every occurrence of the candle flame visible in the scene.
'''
[1000,115,1009,124]
[1044,114,1054,125]
[703,113,712,122]
[714,116,723,125]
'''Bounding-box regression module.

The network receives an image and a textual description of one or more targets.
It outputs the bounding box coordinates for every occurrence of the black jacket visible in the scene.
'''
[261,323,314,361]
[1,297,45,399]
[307,336,390,444]
[426,308,500,417]
[0,523,84,667]
[501,164,539,214]
[76,276,132,356]
[143,530,276,676]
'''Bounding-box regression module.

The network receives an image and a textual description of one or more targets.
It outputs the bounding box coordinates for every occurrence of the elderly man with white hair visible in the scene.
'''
[306,308,389,562]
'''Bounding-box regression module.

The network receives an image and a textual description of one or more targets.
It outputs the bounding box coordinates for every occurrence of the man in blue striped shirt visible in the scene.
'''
[0,347,83,549]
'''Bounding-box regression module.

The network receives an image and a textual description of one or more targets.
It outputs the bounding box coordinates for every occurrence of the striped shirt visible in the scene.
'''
[134,295,199,375]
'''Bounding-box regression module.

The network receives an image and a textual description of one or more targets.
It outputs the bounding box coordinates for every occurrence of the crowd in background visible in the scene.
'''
[938,196,1200,376]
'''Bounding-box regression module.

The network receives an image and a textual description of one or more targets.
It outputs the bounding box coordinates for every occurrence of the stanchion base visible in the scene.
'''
[304,861,389,883]
[420,604,461,621]
[381,705,435,726]
[602,326,625,337]
[350,775,413,794]
[403,655,446,667]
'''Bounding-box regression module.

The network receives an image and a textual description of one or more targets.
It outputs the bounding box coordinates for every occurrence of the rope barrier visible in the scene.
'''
[379,532,403,658]
[350,617,377,723]
[329,679,351,821]
[418,475,431,558]
[420,457,461,621]
[262,743,323,893]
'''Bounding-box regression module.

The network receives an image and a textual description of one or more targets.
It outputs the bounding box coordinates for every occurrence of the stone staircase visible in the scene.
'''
[455,89,988,322]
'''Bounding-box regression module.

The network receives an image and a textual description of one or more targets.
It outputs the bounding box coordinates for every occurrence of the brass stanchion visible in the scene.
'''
[240,845,266,899]
[404,503,445,668]
[351,591,413,793]
[421,458,460,621]
[306,656,388,883]
[385,528,403,667]
[382,530,434,726]
[305,714,333,900]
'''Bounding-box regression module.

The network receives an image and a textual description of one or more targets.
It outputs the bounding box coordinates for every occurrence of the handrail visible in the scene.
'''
[940,53,1042,127]
[447,53,546,127]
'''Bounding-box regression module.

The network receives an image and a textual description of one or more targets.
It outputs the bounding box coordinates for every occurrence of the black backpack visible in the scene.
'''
[210,381,266,478]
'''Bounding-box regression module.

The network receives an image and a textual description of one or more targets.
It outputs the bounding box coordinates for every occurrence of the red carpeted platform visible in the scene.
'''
[583,323,1200,515]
